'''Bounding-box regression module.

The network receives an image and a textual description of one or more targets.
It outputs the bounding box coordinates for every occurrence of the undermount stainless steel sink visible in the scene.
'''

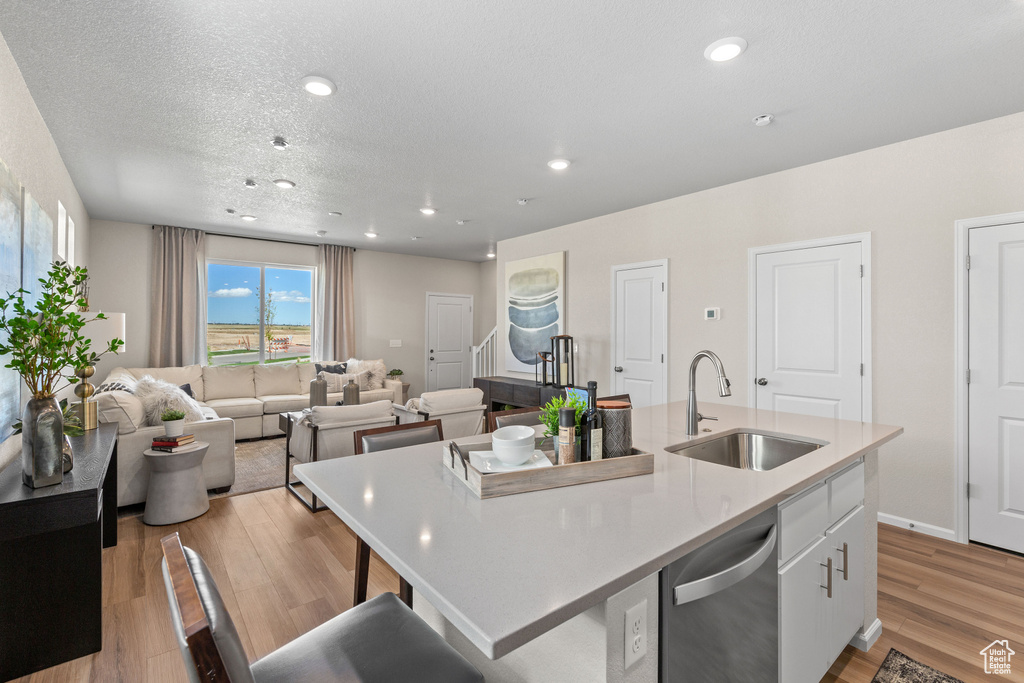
[666,429,828,471]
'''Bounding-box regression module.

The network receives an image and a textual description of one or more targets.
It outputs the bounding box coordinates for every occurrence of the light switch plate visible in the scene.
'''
[624,599,647,669]
[389,339,402,347]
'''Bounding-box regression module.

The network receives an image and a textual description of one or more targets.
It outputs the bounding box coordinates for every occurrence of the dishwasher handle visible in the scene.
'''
[673,524,777,606]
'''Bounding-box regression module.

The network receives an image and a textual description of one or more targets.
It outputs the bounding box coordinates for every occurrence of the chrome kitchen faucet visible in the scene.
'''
[686,350,732,435]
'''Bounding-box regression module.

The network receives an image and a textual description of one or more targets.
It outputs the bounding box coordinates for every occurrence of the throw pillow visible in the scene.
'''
[315,362,347,375]
[321,370,369,394]
[347,358,386,390]
[134,375,206,425]
[95,380,135,395]
[180,383,194,398]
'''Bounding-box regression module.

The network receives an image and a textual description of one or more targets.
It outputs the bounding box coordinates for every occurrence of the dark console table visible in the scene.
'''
[474,375,563,414]
[0,422,117,680]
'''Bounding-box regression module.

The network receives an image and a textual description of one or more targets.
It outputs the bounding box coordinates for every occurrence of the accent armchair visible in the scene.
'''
[393,388,486,439]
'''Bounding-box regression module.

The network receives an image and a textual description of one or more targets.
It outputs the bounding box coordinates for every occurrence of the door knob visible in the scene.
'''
[430,357,434,361]
[614,366,623,373]
[756,378,767,386]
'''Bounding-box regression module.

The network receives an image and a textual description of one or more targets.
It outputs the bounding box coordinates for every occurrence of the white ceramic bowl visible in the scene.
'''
[491,425,536,465]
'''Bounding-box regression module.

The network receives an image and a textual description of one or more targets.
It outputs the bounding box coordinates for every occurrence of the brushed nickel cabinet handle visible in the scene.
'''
[820,556,833,599]
[837,542,849,580]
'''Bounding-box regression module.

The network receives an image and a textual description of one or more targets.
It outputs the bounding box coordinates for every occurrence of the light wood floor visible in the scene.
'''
[13,491,1024,682]
[826,524,1024,682]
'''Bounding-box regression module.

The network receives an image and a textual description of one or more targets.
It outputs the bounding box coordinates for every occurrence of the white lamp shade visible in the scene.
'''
[83,312,125,354]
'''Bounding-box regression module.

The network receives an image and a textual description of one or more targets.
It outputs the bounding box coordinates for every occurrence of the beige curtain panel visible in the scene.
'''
[315,244,355,362]
[149,225,207,367]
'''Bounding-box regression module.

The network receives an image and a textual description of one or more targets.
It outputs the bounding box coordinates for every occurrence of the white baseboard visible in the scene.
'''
[850,618,883,652]
[877,512,957,542]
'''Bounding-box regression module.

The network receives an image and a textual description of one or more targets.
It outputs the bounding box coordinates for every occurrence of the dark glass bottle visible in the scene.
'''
[580,381,604,461]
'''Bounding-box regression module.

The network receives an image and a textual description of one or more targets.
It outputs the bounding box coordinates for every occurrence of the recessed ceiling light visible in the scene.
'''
[365,231,378,238]
[547,159,570,170]
[486,251,496,258]
[456,220,467,225]
[315,230,326,237]
[240,215,257,221]
[272,136,289,150]
[301,76,335,97]
[704,37,748,62]
[753,113,775,126]
[273,179,295,189]
[244,179,257,188]
[420,208,436,215]
[518,198,530,205]
[410,236,420,241]
[328,211,342,217]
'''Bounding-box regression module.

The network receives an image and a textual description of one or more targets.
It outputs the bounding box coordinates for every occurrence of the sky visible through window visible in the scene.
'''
[207,264,311,325]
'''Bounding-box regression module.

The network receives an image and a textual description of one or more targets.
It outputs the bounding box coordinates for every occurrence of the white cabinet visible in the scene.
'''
[779,461,866,683]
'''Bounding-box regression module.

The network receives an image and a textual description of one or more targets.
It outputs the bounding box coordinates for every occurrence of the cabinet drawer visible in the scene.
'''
[779,482,827,564]
[490,381,514,402]
[828,462,864,526]
[513,384,540,406]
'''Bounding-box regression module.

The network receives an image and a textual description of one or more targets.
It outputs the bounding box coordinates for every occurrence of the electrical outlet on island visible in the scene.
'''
[624,599,647,669]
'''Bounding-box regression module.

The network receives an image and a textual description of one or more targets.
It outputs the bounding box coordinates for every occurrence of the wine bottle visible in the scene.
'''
[581,381,604,461]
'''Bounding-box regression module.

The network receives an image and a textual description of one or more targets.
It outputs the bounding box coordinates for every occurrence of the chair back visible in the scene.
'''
[487,406,542,432]
[355,419,444,455]
[160,533,256,683]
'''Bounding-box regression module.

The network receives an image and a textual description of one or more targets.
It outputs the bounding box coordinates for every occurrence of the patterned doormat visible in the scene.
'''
[872,649,964,683]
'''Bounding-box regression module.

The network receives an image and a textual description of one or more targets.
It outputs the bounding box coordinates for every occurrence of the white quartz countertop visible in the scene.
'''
[294,401,902,659]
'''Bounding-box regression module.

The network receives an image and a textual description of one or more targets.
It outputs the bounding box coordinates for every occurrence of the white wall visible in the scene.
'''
[353,249,486,397]
[0,31,91,471]
[89,222,490,398]
[497,110,1024,532]
[476,258,497,343]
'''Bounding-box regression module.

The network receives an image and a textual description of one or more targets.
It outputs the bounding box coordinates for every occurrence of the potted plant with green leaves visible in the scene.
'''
[160,409,187,437]
[387,369,404,380]
[0,261,123,488]
[538,392,587,453]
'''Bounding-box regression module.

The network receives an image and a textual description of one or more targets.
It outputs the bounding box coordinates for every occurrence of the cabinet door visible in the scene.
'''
[779,535,830,683]
[826,505,866,660]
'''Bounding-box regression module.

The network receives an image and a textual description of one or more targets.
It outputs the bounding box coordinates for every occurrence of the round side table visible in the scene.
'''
[142,441,210,525]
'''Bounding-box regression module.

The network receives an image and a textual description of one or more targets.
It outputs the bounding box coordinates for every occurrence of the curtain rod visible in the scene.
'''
[150,225,355,251]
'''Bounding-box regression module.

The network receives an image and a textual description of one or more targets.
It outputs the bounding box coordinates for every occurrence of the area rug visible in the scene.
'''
[210,436,285,500]
[872,649,964,683]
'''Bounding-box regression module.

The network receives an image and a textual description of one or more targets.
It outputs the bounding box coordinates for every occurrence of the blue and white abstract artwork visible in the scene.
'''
[504,251,565,373]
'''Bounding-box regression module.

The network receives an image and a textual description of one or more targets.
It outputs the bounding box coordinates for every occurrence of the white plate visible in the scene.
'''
[468,450,553,473]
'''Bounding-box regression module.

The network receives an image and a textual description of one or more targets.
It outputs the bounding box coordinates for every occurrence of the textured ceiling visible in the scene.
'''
[2,0,1024,261]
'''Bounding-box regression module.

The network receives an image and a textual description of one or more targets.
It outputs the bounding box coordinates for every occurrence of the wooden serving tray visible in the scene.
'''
[441,437,653,499]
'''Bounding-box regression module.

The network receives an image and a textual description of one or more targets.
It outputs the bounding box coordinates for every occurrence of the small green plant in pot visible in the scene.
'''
[387,369,404,379]
[161,409,187,437]
[539,393,587,439]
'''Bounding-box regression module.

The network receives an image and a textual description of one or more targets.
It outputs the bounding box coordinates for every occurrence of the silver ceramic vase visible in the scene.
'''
[22,396,64,488]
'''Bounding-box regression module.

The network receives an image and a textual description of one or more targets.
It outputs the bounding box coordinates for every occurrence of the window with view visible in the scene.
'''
[206,262,313,366]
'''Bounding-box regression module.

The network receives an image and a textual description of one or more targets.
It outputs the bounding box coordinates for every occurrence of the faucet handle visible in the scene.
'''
[697,413,717,422]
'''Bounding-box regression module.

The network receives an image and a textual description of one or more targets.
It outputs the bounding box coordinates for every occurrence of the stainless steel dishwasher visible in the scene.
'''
[659,506,778,682]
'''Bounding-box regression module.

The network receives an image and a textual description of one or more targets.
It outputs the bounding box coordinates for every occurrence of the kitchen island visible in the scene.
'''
[294,401,901,681]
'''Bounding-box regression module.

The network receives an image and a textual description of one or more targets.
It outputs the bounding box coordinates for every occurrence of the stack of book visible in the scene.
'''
[151,433,196,452]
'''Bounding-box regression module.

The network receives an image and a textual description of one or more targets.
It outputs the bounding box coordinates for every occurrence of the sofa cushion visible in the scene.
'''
[259,394,309,414]
[420,388,484,413]
[310,400,394,426]
[346,358,386,391]
[204,397,264,419]
[254,364,300,397]
[126,364,205,401]
[297,363,316,393]
[203,365,256,400]
[314,362,347,375]
[95,390,145,434]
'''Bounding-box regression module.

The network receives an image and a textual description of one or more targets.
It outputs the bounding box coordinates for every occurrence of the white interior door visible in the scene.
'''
[968,222,1024,552]
[612,261,667,408]
[426,293,473,392]
[754,242,863,420]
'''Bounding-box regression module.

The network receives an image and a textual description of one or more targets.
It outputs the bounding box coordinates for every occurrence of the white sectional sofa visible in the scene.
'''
[96,360,402,506]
